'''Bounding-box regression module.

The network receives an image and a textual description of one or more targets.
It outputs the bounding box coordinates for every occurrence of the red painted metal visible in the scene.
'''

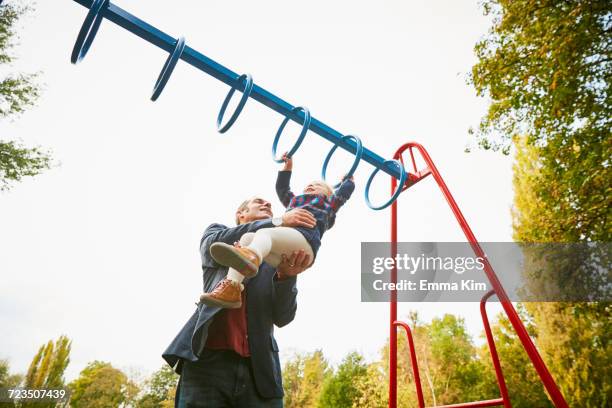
[388,142,568,408]
[392,295,511,408]
[393,321,426,408]
[480,291,512,407]
[389,174,398,407]
[431,398,505,408]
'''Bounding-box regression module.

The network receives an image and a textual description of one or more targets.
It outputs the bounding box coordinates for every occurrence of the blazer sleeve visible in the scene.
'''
[275,171,295,208]
[271,276,298,328]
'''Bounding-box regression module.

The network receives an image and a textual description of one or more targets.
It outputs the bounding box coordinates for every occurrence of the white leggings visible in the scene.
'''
[227,227,314,283]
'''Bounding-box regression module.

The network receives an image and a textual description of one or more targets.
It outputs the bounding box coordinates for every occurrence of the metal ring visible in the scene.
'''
[321,135,363,188]
[71,0,109,64]
[151,36,186,101]
[364,160,407,210]
[271,106,311,163]
[217,74,253,133]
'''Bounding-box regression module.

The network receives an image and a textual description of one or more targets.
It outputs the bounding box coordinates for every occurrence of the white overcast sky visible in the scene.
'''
[0,0,512,381]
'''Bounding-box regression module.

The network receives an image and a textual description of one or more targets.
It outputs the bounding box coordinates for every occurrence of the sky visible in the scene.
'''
[0,0,514,382]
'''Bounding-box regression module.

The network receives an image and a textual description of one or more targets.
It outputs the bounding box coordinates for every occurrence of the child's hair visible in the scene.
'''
[235,199,250,225]
[305,180,333,197]
[317,181,333,197]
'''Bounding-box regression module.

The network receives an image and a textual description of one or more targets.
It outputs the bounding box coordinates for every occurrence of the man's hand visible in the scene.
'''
[276,249,311,280]
[282,152,293,171]
[282,209,316,228]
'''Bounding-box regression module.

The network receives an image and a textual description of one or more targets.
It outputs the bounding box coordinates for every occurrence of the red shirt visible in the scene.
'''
[204,290,250,357]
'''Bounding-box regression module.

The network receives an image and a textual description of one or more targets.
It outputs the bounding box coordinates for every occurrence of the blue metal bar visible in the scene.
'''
[71,0,404,180]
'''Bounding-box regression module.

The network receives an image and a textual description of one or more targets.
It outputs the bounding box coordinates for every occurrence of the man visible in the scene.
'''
[163,197,317,407]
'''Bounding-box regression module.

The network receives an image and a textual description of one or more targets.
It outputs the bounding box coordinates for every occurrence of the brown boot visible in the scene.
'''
[210,242,261,278]
[199,279,244,309]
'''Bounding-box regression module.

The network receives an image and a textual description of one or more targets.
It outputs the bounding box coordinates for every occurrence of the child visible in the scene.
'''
[200,154,355,308]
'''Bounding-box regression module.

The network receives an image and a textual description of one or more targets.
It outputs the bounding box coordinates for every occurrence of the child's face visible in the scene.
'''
[303,181,332,197]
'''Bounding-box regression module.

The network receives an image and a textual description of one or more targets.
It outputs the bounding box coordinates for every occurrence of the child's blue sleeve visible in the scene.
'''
[276,171,295,208]
[330,178,355,211]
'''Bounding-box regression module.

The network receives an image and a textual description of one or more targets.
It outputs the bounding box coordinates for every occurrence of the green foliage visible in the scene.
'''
[282,350,331,408]
[470,0,611,154]
[136,365,178,408]
[69,361,139,408]
[0,2,51,191]
[0,360,23,408]
[380,313,491,407]
[317,352,367,408]
[351,362,387,408]
[21,335,71,408]
[479,307,553,407]
[471,2,611,404]
[512,136,611,407]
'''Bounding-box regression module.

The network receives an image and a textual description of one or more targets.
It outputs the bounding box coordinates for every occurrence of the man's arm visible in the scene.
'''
[271,250,310,327]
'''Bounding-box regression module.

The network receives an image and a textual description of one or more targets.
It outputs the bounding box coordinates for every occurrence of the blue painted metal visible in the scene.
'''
[322,135,363,187]
[217,73,253,133]
[272,106,311,163]
[71,0,109,64]
[151,36,186,101]
[365,160,407,210]
[69,0,409,206]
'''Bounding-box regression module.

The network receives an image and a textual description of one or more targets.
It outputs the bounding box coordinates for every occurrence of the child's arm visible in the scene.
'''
[329,176,356,212]
[276,153,295,208]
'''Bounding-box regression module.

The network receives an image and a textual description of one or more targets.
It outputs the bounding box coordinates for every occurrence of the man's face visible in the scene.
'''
[238,197,273,224]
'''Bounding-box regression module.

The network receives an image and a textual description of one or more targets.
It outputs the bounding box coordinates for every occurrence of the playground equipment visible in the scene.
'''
[62,1,570,406]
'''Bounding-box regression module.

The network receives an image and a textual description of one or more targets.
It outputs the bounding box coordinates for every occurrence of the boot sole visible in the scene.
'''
[200,293,242,309]
[210,243,258,278]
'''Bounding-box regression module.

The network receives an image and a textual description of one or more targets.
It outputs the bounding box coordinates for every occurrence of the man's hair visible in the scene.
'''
[235,199,251,225]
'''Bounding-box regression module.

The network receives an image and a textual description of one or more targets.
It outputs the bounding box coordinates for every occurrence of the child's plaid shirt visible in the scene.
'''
[275,170,355,255]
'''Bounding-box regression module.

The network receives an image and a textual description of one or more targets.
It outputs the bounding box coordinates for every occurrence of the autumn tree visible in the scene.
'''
[21,336,71,408]
[69,361,139,408]
[471,2,610,405]
[478,307,553,408]
[512,137,611,407]
[0,359,23,408]
[136,365,178,408]
[0,1,51,191]
[282,350,331,408]
[317,352,368,408]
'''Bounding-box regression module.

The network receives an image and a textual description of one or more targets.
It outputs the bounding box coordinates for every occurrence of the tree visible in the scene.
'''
[21,335,71,408]
[69,361,139,408]
[317,352,368,408]
[0,359,23,408]
[470,0,611,155]
[136,365,178,408]
[0,359,22,388]
[471,2,611,405]
[0,1,51,191]
[351,362,387,408]
[512,137,611,407]
[282,350,331,408]
[478,307,553,408]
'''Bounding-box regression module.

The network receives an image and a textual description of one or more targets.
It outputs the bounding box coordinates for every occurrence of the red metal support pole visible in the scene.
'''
[480,291,512,408]
[389,175,398,408]
[387,142,568,408]
[393,321,426,408]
